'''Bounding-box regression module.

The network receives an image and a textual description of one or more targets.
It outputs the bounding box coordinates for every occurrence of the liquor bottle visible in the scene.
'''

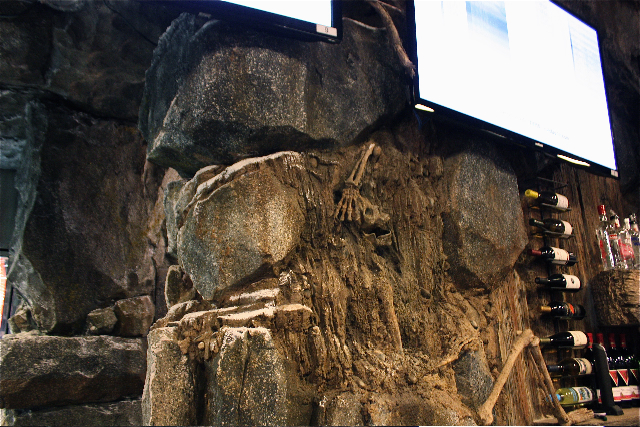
[525,189,569,211]
[619,334,639,406]
[620,218,636,268]
[529,246,577,266]
[535,274,581,292]
[540,301,586,320]
[547,358,593,377]
[630,214,640,269]
[597,333,623,405]
[529,217,573,237]
[596,205,615,270]
[540,331,588,349]
[607,211,628,269]
[555,386,595,407]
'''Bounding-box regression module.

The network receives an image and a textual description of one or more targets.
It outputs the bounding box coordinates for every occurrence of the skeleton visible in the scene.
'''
[334,142,390,230]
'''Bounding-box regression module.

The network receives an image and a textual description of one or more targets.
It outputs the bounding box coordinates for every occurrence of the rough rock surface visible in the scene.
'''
[142,327,197,426]
[0,399,141,427]
[86,307,118,335]
[203,327,287,426]
[139,15,409,175]
[177,152,307,300]
[18,106,166,334]
[442,141,528,289]
[164,264,196,308]
[114,295,155,337]
[0,334,146,409]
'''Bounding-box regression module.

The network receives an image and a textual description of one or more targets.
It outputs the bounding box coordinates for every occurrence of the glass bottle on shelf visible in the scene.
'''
[535,274,581,292]
[620,218,636,268]
[596,205,615,270]
[554,386,596,408]
[529,217,573,237]
[547,357,593,377]
[607,211,628,269]
[539,301,585,320]
[540,331,588,349]
[597,333,623,405]
[529,246,577,266]
[629,214,640,269]
[524,189,569,211]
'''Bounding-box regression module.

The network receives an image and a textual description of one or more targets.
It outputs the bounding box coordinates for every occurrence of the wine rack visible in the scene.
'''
[525,177,623,415]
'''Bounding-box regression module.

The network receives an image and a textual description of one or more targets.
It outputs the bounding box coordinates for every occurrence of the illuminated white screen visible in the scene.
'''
[224,1,333,28]
[414,1,616,171]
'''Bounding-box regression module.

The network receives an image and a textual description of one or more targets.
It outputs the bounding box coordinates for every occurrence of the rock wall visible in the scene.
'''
[0,1,638,426]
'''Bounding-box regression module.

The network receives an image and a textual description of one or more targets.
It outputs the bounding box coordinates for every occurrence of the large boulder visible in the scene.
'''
[442,141,528,288]
[177,152,306,300]
[142,326,197,426]
[0,399,141,427]
[203,327,287,426]
[19,106,165,334]
[0,334,146,409]
[139,14,409,175]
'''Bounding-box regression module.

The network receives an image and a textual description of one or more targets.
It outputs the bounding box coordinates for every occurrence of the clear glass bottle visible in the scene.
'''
[607,211,627,269]
[628,214,640,269]
[596,205,615,270]
[619,218,636,268]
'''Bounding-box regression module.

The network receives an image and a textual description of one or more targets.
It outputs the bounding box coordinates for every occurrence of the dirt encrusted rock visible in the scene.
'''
[144,124,527,424]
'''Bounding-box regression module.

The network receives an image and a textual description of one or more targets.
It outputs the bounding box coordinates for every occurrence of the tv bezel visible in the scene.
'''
[406,0,619,179]
[145,0,343,43]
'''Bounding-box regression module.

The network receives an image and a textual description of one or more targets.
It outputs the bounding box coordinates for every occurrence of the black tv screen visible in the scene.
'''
[409,1,618,177]
[148,0,342,42]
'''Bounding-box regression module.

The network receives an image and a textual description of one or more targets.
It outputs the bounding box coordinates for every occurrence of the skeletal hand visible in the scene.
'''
[334,184,364,223]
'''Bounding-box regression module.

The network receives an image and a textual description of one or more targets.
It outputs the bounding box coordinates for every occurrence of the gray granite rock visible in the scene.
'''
[139,14,408,175]
[114,296,155,337]
[0,334,146,409]
[177,153,306,300]
[442,141,528,288]
[452,348,494,409]
[204,327,286,426]
[0,399,141,426]
[164,264,196,308]
[142,326,197,426]
[86,306,117,335]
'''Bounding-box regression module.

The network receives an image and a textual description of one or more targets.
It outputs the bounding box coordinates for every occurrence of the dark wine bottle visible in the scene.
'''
[597,333,623,405]
[547,357,593,377]
[529,246,577,266]
[540,301,585,320]
[540,331,588,349]
[529,217,573,236]
[525,189,569,211]
[619,334,640,406]
[609,333,632,407]
[535,274,581,292]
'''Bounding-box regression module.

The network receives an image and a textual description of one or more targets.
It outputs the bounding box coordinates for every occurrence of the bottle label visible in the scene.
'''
[618,369,630,386]
[632,236,640,247]
[569,331,587,347]
[612,387,623,402]
[631,368,638,382]
[556,194,569,209]
[550,247,570,264]
[563,274,580,289]
[610,370,620,386]
[572,386,594,403]
[575,358,592,375]
[620,386,633,401]
[631,386,640,400]
[560,220,572,235]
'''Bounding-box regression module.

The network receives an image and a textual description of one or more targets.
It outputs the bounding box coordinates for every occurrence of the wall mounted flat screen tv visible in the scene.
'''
[148,0,342,42]
[408,1,618,177]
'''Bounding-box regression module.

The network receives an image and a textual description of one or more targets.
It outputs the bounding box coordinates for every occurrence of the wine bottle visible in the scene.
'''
[529,246,577,266]
[535,274,581,292]
[525,189,569,211]
[610,333,633,407]
[529,217,573,236]
[547,358,593,377]
[596,205,615,270]
[597,333,624,404]
[555,386,595,407]
[540,331,588,349]
[619,334,640,406]
[540,301,585,320]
